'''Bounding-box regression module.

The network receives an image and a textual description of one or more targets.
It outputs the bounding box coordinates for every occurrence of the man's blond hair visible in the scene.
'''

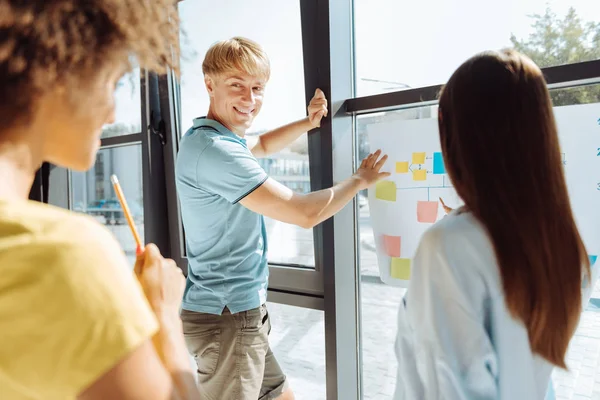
[202,37,270,80]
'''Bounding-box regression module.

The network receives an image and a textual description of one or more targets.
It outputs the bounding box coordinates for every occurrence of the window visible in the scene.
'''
[101,68,142,138]
[177,0,315,267]
[47,166,70,209]
[70,145,144,266]
[356,86,600,398]
[353,0,600,96]
[266,302,326,400]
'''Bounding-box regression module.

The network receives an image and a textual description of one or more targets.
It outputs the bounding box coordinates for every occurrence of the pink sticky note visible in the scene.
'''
[383,235,401,257]
[417,201,439,223]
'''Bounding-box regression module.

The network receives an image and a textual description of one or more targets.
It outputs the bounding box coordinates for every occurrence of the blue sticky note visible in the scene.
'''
[433,152,445,174]
[583,255,598,288]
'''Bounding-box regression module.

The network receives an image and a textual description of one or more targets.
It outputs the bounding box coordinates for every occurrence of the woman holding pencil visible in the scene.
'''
[0,1,200,399]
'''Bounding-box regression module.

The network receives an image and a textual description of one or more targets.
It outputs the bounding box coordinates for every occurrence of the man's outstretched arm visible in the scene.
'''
[248,88,328,158]
[240,150,390,229]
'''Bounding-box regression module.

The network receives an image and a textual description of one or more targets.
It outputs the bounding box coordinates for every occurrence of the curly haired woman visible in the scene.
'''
[0,2,200,399]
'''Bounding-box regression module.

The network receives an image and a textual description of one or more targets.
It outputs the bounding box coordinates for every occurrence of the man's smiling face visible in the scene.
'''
[205,71,267,135]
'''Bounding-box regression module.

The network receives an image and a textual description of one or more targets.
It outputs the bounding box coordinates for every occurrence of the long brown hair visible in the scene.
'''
[438,50,589,368]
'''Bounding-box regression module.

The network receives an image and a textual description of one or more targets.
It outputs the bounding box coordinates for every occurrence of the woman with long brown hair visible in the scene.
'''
[394,50,590,399]
[0,1,200,398]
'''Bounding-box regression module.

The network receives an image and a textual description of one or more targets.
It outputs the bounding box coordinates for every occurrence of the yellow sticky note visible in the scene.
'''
[413,169,427,181]
[396,161,409,173]
[412,152,426,164]
[391,257,411,279]
[375,181,396,202]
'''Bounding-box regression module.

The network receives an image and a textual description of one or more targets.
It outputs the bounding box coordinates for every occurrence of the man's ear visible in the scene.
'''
[204,75,215,96]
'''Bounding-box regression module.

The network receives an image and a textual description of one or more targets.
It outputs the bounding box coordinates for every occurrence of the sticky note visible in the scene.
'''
[417,201,439,223]
[412,152,426,164]
[375,181,396,202]
[433,152,445,174]
[391,258,411,280]
[396,161,409,173]
[584,255,598,287]
[413,169,427,181]
[383,235,401,257]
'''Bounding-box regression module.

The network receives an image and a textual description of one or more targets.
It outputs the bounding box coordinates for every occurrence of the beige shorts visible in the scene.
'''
[181,305,288,400]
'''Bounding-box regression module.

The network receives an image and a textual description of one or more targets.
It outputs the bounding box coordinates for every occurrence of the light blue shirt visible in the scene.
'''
[175,117,269,315]
[393,210,593,400]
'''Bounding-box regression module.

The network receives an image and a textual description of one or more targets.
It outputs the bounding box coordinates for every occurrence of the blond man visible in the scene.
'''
[175,37,388,400]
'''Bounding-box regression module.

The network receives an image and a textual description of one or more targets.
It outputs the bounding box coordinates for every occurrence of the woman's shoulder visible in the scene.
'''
[0,199,115,245]
[0,201,158,398]
[0,199,140,308]
[419,209,501,287]
[422,209,488,249]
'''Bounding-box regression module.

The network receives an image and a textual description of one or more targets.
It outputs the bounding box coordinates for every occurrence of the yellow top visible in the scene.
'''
[0,199,158,399]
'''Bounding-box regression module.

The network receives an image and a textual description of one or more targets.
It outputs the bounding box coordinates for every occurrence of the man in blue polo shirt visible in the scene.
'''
[175,37,389,400]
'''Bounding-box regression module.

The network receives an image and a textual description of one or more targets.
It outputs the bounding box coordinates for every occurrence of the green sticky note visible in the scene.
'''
[375,180,396,202]
[391,257,411,280]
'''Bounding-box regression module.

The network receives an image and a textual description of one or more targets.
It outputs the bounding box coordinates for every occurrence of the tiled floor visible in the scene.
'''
[553,292,600,400]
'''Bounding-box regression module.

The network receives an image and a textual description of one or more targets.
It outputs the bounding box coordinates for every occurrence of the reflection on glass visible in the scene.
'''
[510,7,600,69]
[70,145,144,266]
[177,0,314,267]
[255,135,314,266]
[357,90,600,399]
[48,166,69,209]
[354,0,600,96]
[550,84,600,107]
[101,68,142,138]
[266,302,325,400]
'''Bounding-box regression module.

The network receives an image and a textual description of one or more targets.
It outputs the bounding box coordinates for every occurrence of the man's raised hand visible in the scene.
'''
[308,88,328,128]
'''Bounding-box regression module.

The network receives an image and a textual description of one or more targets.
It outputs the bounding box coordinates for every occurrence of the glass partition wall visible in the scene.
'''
[352,1,600,394]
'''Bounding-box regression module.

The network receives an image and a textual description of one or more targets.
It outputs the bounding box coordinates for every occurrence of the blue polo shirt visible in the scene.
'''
[175,117,269,315]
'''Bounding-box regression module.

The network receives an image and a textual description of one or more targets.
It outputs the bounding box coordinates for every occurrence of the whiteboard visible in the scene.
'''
[367,103,600,288]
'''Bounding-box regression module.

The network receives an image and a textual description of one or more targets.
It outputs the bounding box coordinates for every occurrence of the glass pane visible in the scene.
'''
[354,0,600,96]
[101,68,142,138]
[70,145,144,266]
[266,302,326,400]
[48,165,69,209]
[258,153,314,267]
[357,86,600,399]
[178,0,314,267]
[357,107,437,399]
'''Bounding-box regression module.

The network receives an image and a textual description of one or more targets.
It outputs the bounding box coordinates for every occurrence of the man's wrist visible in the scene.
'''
[349,174,368,191]
[302,116,316,130]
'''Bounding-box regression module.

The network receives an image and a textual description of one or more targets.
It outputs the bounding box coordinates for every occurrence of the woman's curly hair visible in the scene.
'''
[0,0,180,130]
